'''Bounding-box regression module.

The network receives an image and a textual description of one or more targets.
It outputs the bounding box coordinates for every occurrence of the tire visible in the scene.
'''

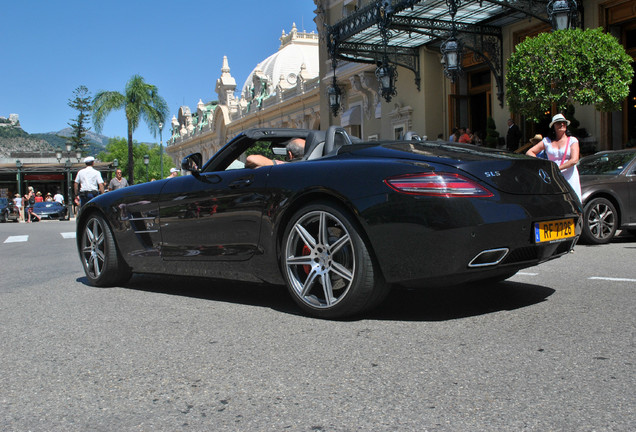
[581,197,617,244]
[80,214,132,286]
[281,202,385,319]
[1,211,7,223]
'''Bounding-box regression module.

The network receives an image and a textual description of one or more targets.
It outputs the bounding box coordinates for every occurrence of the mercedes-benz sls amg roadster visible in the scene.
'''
[77,127,582,318]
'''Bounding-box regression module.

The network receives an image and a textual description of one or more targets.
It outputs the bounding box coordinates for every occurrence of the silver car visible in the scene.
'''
[578,149,636,244]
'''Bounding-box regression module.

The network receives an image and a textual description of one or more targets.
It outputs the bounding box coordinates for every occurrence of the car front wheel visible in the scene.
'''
[281,202,387,319]
[80,214,131,286]
[582,197,617,244]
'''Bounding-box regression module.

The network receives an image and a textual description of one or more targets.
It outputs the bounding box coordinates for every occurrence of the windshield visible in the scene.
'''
[34,202,61,207]
[578,152,636,175]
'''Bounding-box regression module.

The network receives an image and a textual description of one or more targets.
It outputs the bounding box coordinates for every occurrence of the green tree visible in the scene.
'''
[485,117,500,148]
[506,27,633,121]
[92,75,169,185]
[67,85,92,151]
[98,137,173,183]
[245,140,275,158]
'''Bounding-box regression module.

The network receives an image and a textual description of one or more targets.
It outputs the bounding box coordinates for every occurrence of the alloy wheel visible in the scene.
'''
[81,217,106,279]
[284,210,355,309]
[587,201,616,241]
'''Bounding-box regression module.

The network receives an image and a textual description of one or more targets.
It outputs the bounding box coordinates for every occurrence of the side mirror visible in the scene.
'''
[403,131,422,141]
[181,153,203,175]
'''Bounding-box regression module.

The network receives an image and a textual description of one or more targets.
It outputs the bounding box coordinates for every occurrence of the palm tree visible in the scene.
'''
[92,75,169,185]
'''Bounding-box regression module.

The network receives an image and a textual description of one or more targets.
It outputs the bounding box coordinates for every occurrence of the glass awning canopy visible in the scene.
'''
[329,0,549,56]
[326,0,551,106]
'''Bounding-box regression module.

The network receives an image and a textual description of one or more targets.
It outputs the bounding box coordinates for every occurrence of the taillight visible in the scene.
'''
[384,173,493,197]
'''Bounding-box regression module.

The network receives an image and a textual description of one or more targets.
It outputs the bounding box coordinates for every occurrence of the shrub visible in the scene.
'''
[506,27,633,121]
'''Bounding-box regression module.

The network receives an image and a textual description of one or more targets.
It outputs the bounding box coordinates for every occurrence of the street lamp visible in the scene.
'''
[440,34,462,82]
[375,59,398,102]
[143,154,150,182]
[547,0,578,31]
[158,122,164,179]
[56,143,79,220]
[327,76,342,117]
[15,159,23,201]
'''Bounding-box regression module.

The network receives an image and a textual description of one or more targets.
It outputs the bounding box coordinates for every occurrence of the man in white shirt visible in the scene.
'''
[53,189,64,205]
[74,156,105,207]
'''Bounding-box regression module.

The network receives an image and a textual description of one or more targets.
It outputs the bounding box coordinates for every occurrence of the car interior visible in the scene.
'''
[190,126,425,174]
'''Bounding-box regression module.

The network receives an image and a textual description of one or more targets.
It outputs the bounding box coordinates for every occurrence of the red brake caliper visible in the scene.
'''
[302,245,311,275]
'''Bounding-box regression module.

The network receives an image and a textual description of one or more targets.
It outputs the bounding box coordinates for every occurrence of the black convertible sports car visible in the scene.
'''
[32,201,68,220]
[76,127,582,318]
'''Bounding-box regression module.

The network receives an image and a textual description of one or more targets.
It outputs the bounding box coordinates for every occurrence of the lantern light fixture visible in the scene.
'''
[547,0,578,31]
[327,76,342,117]
[143,154,150,182]
[440,34,462,82]
[375,59,398,102]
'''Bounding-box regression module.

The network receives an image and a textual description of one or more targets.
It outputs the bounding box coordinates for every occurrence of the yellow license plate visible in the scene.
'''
[534,218,575,243]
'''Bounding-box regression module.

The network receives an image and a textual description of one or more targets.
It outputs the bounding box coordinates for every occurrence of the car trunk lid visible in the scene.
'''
[343,141,572,195]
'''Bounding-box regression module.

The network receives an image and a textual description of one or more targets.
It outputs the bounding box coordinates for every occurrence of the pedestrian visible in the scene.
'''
[473,130,484,146]
[108,168,129,191]
[24,186,41,223]
[458,127,473,144]
[526,113,581,201]
[53,188,64,205]
[448,127,458,142]
[506,118,521,151]
[74,156,105,207]
[13,193,23,222]
[34,191,44,203]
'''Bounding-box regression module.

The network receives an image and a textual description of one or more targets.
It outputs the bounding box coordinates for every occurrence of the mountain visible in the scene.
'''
[39,128,109,156]
[0,125,109,158]
[0,125,54,158]
[50,128,111,147]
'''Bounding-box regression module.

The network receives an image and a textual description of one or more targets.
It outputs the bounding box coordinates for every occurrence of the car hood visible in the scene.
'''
[341,141,572,195]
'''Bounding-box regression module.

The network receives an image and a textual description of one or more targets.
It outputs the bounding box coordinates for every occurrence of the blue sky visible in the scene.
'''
[0,0,318,146]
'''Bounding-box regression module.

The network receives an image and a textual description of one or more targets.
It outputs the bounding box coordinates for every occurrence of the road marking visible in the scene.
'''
[4,235,28,243]
[61,232,76,239]
[516,272,538,276]
[589,277,636,283]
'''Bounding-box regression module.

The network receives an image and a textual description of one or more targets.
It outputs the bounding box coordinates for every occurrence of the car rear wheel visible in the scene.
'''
[80,214,131,286]
[2,211,7,223]
[281,202,386,319]
[582,197,617,244]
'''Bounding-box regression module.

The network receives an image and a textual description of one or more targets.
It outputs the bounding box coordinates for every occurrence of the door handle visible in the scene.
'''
[229,177,253,188]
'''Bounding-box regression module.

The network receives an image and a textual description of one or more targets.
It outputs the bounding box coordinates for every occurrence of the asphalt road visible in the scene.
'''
[1,220,634,431]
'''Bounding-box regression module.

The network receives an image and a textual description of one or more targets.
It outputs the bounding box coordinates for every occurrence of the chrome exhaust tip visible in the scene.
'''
[468,248,509,268]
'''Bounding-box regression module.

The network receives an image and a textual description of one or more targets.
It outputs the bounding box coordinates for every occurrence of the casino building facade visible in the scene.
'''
[167,1,635,165]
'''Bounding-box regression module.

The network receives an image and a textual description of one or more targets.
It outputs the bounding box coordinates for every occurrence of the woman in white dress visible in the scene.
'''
[526,113,581,201]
